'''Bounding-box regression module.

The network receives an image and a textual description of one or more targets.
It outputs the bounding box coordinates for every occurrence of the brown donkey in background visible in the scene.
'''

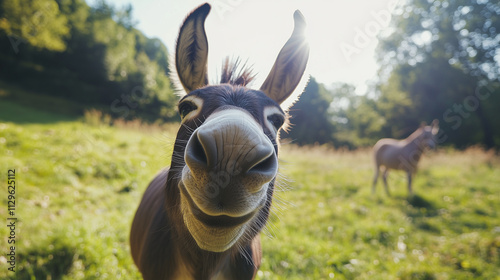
[130,3,309,279]
[372,120,439,196]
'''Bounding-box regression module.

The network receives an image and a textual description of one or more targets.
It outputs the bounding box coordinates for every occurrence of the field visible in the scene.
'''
[0,103,499,280]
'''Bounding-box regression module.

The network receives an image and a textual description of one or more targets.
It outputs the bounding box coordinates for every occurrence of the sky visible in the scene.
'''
[87,0,401,94]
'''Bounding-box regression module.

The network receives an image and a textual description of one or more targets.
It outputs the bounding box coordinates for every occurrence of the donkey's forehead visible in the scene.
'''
[181,84,284,115]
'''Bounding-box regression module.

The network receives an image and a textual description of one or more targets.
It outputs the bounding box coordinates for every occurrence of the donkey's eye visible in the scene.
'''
[178,101,198,119]
[267,114,285,129]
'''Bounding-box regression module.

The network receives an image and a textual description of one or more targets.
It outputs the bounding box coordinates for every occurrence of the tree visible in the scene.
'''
[0,0,69,51]
[0,0,178,122]
[330,83,386,148]
[376,0,500,148]
[282,77,335,145]
[379,0,499,79]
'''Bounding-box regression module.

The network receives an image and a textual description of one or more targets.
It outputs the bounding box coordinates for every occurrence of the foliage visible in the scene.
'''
[281,1,500,149]
[0,0,177,122]
[379,0,500,80]
[374,0,500,148]
[285,0,500,149]
[310,0,500,148]
[326,83,387,148]
[0,0,69,51]
[1,104,499,279]
[282,77,336,145]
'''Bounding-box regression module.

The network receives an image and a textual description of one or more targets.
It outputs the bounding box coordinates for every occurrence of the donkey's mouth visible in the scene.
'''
[179,182,263,252]
[179,183,259,228]
[192,205,257,228]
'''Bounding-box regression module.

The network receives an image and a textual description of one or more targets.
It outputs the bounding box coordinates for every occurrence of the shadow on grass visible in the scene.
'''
[402,194,442,233]
[398,270,437,280]
[0,80,82,124]
[16,243,75,280]
[407,194,435,210]
[338,184,360,197]
[0,100,78,124]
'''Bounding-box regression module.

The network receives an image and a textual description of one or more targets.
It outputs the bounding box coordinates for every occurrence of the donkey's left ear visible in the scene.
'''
[260,10,309,107]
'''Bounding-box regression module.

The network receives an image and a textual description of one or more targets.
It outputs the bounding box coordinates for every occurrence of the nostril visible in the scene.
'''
[248,153,278,176]
[185,132,209,169]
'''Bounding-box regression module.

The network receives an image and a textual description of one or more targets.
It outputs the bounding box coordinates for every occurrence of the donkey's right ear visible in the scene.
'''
[175,3,210,93]
[431,119,439,134]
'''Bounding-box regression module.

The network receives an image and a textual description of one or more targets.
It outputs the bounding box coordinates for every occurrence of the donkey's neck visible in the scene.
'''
[399,130,425,169]
[402,128,424,148]
[165,174,239,279]
[404,128,422,142]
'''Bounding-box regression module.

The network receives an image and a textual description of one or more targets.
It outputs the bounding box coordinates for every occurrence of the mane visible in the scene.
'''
[219,57,256,86]
[170,56,257,96]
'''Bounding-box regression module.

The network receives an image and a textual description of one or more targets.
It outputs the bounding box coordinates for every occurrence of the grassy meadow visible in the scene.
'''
[0,102,499,280]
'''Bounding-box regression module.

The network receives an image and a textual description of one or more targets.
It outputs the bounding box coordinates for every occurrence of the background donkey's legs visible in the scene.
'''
[382,168,390,196]
[407,172,413,195]
[372,166,380,194]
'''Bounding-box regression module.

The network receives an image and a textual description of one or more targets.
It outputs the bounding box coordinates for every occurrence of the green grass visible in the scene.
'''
[0,105,499,279]
[260,147,500,279]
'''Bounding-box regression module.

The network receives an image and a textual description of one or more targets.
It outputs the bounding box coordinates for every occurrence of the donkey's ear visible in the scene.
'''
[175,3,210,93]
[431,119,439,134]
[260,10,309,106]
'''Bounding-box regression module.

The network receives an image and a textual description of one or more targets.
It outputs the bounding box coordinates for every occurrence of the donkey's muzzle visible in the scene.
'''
[182,109,278,216]
[184,110,277,181]
[185,127,277,181]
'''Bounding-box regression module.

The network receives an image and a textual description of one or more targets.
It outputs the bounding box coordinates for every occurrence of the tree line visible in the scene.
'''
[1,0,499,148]
[286,0,499,149]
[0,0,178,122]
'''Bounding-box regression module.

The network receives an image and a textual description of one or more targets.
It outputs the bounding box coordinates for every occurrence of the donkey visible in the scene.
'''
[372,120,439,196]
[130,3,309,279]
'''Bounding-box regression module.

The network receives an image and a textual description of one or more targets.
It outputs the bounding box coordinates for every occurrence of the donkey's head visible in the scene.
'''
[418,119,440,149]
[171,3,309,253]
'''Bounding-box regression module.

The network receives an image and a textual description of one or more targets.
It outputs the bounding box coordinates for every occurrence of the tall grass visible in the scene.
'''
[0,110,499,279]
